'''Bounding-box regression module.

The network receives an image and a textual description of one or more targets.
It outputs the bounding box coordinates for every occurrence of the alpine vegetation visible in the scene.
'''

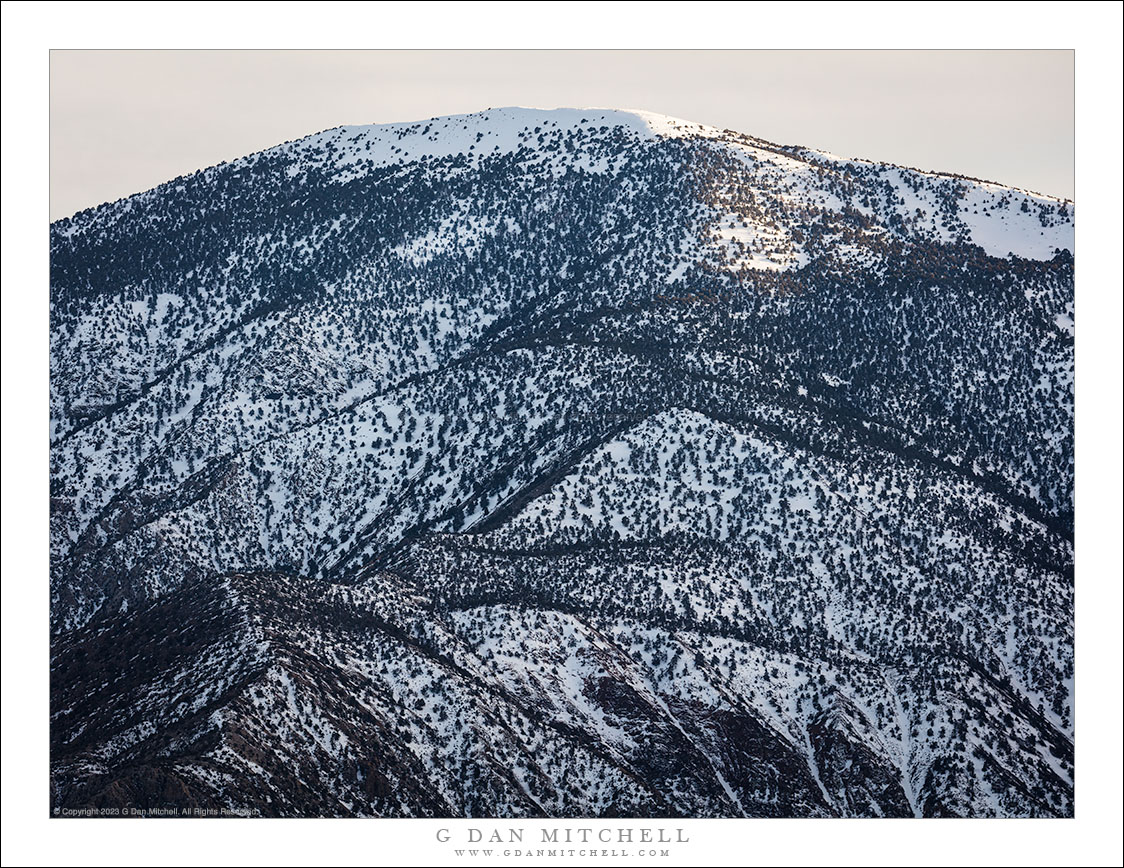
[50,108,1074,818]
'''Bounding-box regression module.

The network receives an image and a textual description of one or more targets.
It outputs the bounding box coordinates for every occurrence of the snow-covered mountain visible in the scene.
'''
[49,107,1074,817]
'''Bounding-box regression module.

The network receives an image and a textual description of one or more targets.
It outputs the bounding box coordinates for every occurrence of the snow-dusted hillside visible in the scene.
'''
[50,108,1073,818]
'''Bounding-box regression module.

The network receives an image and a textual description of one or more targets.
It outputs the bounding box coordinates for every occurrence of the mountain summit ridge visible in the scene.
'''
[53,106,1073,240]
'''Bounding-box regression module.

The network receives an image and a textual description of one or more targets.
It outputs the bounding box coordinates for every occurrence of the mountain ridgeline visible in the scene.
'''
[49,108,1074,817]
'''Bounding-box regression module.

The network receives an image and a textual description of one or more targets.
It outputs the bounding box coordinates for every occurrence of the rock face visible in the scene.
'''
[49,108,1074,817]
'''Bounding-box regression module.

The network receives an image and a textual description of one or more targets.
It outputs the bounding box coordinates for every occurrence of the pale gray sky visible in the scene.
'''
[50,49,1073,221]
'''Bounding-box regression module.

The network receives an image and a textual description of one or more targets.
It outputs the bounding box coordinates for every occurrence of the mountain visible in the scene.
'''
[49,107,1074,818]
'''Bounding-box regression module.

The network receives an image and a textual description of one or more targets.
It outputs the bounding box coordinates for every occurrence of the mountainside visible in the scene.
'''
[49,107,1074,817]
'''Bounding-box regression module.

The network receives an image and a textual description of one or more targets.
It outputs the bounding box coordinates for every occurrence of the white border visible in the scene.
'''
[3,2,1121,866]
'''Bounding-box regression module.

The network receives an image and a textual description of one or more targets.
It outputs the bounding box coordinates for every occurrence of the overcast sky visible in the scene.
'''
[49,49,1073,220]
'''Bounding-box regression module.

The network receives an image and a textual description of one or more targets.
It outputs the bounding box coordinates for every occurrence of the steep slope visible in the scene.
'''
[50,107,1074,817]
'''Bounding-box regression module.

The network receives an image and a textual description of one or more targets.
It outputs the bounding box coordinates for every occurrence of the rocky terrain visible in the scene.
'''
[50,107,1074,817]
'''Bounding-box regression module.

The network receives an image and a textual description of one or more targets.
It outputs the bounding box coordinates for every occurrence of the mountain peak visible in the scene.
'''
[50,100,1073,818]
